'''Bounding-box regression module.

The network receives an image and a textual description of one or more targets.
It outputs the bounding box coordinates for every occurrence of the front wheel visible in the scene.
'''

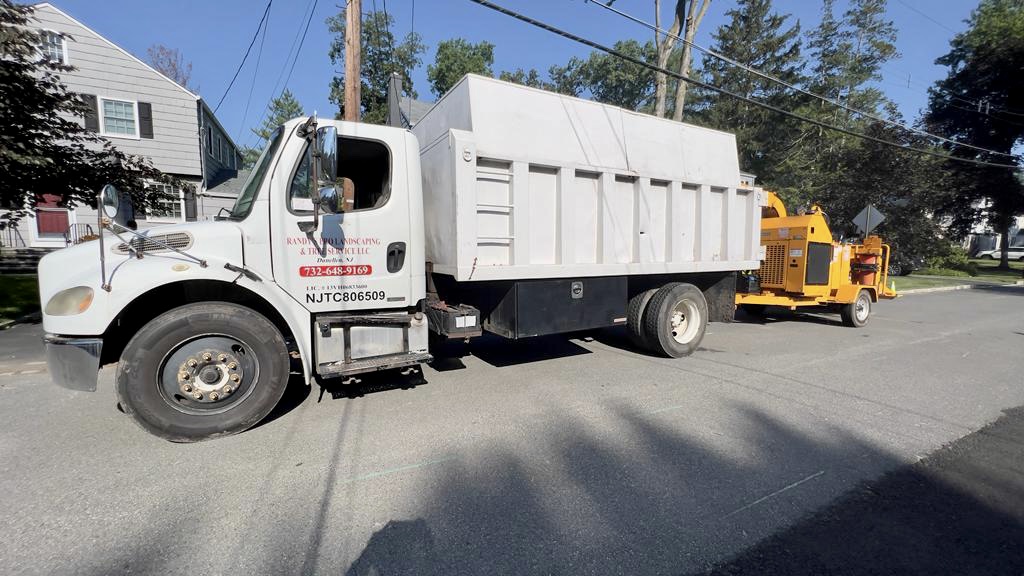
[642,283,708,358]
[840,289,872,328]
[887,262,902,277]
[116,302,290,442]
[981,254,994,260]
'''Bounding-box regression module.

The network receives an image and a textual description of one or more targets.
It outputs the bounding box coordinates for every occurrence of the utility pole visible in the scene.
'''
[344,0,361,122]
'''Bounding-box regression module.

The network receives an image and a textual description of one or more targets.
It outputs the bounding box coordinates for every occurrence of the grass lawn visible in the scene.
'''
[893,275,972,292]
[968,258,1024,283]
[0,275,40,323]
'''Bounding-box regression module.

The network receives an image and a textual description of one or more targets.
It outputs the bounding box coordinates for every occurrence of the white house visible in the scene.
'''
[1,3,244,250]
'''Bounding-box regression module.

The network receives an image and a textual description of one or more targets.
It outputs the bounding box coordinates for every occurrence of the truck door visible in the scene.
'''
[270,123,415,313]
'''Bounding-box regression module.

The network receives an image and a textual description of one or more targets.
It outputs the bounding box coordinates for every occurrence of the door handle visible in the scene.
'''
[386,242,406,273]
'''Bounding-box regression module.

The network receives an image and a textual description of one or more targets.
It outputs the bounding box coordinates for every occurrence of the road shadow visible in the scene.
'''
[324,402,906,575]
[424,330,597,372]
[701,407,1024,576]
[974,284,1024,297]
[732,306,846,327]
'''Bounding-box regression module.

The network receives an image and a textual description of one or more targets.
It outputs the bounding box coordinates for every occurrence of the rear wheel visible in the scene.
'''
[116,302,290,442]
[887,262,902,277]
[840,289,872,328]
[642,283,708,358]
[981,254,994,260]
[626,288,658,349]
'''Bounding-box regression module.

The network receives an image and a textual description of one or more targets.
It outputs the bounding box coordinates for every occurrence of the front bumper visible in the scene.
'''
[44,334,103,392]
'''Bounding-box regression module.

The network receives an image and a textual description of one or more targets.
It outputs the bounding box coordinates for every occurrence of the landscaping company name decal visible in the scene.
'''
[287,235,383,305]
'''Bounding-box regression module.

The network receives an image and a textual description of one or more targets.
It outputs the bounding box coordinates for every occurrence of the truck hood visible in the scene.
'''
[39,221,245,334]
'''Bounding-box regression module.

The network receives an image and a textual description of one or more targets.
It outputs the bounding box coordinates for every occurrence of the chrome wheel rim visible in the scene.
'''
[855,295,870,323]
[157,334,260,415]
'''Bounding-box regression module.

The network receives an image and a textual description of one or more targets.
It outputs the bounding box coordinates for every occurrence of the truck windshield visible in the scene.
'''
[227,126,284,220]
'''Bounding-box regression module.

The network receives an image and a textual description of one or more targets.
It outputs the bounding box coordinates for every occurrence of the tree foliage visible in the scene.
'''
[0,2,183,222]
[694,0,804,183]
[427,38,495,96]
[327,9,425,125]
[927,0,1024,268]
[146,44,195,91]
[241,89,303,169]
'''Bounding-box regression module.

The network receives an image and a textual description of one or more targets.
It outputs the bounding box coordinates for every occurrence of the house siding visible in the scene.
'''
[201,105,243,185]
[32,4,202,177]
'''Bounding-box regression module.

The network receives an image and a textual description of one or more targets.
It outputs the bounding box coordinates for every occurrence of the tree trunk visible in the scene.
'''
[671,0,711,122]
[998,225,1011,270]
[654,1,684,118]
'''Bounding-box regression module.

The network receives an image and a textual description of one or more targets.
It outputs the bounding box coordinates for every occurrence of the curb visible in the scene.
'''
[901,280,1024,295]
[0,310,41,330]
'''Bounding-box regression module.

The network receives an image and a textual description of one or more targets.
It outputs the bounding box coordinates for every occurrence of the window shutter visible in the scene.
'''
[82,94,99,132]
[184,188,197,221]
[138,102,154,139]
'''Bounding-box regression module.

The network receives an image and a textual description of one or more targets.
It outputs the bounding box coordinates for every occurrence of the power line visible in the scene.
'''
[214,0,273,113]
[469,0,1021,170]
[891,0,957,34]
[280,0,318,96]
[588,0,1018,159]
[238,7,270,142]
[248,0,318,147]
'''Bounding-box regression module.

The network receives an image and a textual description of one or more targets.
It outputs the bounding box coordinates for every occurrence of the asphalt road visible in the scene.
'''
[1,287,1023,575]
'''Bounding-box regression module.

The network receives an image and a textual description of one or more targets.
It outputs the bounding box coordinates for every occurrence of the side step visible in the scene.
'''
[318,351,433,378]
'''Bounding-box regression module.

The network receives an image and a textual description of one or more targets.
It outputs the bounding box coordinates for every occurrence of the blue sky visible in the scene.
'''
[46,0,978,148]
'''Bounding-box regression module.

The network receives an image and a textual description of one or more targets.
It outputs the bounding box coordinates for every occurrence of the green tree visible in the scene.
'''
[927,0,1024,269]
[498,68,547,89]
[695,0,804,184]
[241,89,303,169]
[327,9,425,124]
[0,1,183,221]
[427,39,495,96]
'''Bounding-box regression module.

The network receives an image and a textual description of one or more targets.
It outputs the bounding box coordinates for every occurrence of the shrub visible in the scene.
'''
[926,246,978,276]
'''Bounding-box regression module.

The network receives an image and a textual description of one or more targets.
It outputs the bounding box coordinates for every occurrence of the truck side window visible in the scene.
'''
[289,136,391,213]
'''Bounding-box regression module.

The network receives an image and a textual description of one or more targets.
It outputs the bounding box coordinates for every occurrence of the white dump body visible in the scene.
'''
[412,75,764,282]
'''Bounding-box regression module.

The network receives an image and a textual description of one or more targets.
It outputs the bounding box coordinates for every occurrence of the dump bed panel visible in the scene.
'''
[414,75,763,282]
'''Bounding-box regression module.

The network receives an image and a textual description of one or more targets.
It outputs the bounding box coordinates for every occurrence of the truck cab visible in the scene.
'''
[41,117,433,441]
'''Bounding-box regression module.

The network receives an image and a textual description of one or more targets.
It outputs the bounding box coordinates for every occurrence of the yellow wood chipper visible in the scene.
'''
[735,192,898,327]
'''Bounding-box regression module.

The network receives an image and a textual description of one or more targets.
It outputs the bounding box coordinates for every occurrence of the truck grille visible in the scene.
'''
[113,232,193,255]
[759,244,786,287]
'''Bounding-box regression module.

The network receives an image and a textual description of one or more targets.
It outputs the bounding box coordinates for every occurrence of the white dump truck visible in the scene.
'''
[39,75,764,441]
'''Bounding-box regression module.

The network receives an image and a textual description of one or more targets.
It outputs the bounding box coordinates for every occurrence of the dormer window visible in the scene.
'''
[40,30,66,63]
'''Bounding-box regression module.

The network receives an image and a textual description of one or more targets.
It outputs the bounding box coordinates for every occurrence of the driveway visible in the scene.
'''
[1,287,1023,575]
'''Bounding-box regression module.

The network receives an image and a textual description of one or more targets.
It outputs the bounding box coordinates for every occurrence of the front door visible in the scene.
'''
[36,194,69,237]
[270,121,415,313]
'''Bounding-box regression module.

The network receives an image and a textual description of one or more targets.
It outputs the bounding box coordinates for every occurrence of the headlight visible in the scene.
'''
[44,286,95,316]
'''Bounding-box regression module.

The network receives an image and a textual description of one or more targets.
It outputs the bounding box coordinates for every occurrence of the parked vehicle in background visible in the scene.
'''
[975,247,1024,261]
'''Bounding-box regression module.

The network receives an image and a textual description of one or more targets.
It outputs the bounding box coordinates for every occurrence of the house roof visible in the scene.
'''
[31,3,199,100]
[204,169,251,199]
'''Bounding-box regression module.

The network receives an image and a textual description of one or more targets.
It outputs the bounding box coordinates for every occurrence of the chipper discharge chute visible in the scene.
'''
[735,192,898,327]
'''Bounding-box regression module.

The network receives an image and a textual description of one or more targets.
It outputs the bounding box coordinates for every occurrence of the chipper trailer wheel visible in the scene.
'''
[642,283,708,358]
[115,302,290,442]
[840,289,872,328]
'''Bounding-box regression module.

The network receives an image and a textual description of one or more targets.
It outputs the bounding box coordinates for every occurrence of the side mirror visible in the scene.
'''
[99,184,120,219]
[317,126,338,184]
[317,186,341,214]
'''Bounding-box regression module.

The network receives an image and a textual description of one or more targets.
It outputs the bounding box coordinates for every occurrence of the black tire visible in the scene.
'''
[116,302,290,442]
[887,262,902,277]
[981,254,994,260]
[626,288,658,349]
[641,283,708,358]
[840,289,872,328]
[739,304,766,317]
